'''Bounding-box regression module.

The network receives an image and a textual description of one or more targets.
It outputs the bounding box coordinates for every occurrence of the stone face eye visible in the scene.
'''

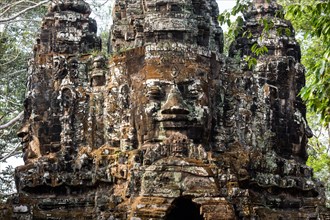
[188,87,198,98]
[177,84,185,94]
[176,82,200,100]
[170,4,181,12]
[147,85,163,99]
[187,83,201,100]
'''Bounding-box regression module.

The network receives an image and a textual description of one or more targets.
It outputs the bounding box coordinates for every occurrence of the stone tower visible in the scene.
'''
[1,0,329,219]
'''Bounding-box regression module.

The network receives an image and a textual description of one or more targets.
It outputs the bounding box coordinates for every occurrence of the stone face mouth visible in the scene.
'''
[158,114,190,122]
[161,121,189,129]
[157,114,202,129]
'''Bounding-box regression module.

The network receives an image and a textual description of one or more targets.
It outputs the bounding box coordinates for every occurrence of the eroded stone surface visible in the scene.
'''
[1,0,329,219]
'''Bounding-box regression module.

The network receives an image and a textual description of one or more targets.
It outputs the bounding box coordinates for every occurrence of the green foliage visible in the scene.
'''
[0,27,29,159]
[218,0,270,69]
[306,112,330,205]
[251,43,269,56]
[218,0,249,50]
[0,165,16,202]
[260,18,275,34]
[243,56,257,69]
[242,43,268,69]
[282,2,330,199]
[282,0,330,126]
[88,0,112,52]
[0,5,45,156]
[0,0,48,201]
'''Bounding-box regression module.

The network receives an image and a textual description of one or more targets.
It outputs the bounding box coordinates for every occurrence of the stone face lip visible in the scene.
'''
[1,0,329,219]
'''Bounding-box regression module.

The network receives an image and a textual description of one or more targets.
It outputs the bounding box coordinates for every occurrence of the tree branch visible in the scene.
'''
[3,69,25,78]
[0,1,26,18]
[0,111,24,130]
[0,0,49,24]
[0,50,21,66]
[327,124,330,153]
[5,19,42,24]
[0,143,21,162]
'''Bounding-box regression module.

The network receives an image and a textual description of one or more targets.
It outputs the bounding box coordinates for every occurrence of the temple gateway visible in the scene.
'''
[1,0,329,219]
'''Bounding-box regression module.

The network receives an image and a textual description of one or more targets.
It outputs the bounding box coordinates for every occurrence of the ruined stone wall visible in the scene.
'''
[1,0,329,219]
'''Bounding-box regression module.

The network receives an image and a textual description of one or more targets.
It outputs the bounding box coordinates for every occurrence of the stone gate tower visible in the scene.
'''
[1,0,329,219]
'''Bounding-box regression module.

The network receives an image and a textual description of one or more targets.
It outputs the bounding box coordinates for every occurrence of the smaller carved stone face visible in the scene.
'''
[131,59,212,148]
[90,56,106,87]
[17,126,41,163]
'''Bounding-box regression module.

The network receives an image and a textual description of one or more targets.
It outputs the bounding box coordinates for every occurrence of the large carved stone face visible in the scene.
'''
[131,57,213,149]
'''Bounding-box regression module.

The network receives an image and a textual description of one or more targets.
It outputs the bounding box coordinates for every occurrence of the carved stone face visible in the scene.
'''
[131,58,212,148]
[17,125,41,163]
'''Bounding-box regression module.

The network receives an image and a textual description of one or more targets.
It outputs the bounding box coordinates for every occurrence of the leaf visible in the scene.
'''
[285,28,291,37]
[319,60,326,77]
[251,43,258,52]
[227,19,231,27]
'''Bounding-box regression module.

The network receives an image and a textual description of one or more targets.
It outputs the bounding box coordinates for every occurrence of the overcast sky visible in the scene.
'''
[217,0,236,12]
[90,0,236,34]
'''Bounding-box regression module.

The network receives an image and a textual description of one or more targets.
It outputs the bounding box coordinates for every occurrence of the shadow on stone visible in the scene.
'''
[164,196,203,220]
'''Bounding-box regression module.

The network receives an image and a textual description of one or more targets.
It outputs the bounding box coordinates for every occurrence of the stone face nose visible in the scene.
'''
[161,86,190,115]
